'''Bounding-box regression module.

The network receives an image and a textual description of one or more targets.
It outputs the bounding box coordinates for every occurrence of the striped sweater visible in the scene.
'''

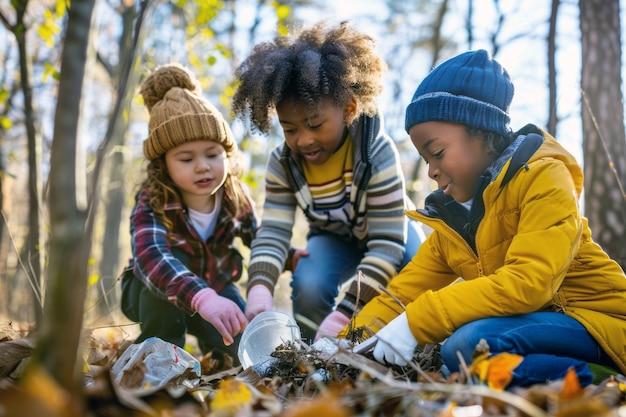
[247,114,415,317]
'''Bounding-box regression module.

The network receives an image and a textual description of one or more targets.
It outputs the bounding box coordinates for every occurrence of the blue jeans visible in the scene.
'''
[440,312,617,387]
[291,220,425,340]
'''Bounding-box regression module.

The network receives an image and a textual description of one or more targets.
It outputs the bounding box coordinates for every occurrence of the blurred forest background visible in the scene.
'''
[1,0,626,401]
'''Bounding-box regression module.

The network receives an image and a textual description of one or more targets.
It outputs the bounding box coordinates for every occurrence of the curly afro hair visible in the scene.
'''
[231,20,387,134]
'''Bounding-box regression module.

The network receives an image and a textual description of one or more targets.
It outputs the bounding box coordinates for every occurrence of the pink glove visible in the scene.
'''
[244,285,273,320]
[315,311,351,341]
[192,288,248,346]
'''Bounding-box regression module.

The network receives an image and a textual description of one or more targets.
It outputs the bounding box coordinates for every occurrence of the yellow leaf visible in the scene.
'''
[21,365,72,412]
[0,365,77,417]
[88,274,99,286]
[37,25,54,47]
[211,379,253,414]
[276,4,290,19]
[201,27,215,38]
[277,22,289,36]
[0,116,12,130]
[42,62,59,83]
[468,350,490,382]
[55,0,67,17]
[188,51,202,69]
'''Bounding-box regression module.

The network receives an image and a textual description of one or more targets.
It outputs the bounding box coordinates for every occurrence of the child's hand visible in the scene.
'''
[315,311,350,341]
[290,248,309,271]
[244,284,273,320]
[372,312,417,366]
[192,288,248,346]
[284,247,310,271]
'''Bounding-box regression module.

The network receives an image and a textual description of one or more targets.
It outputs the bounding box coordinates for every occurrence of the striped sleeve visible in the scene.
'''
[337,135,408,316]
[246,149,297,292]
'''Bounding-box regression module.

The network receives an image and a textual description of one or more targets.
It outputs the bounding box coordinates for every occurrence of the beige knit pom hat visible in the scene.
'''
[140,63,236,160]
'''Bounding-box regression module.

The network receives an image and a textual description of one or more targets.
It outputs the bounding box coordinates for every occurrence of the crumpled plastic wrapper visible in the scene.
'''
[110,337,201,397]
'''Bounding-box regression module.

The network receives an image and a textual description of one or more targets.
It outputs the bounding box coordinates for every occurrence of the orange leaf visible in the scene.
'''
[558,367,583,401]
[469,352,523,391]
[281,393,350,417]
[485,353,524,390]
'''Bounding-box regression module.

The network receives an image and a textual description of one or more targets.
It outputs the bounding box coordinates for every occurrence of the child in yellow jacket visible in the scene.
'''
[344,49,626,387]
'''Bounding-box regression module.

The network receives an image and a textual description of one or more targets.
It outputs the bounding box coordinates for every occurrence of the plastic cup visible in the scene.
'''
[238,311,301,369]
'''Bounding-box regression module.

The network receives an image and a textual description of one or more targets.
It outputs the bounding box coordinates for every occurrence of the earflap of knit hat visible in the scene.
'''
[405,50,514,135]
[140,63,236,160]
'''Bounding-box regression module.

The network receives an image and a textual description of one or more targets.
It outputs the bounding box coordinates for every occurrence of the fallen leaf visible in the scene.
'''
[0,337,36,377]
[281,392,350,417]
[210,378,253,415]
[469,352,523,391]
[0,364,79,417]
[558,367,583,401]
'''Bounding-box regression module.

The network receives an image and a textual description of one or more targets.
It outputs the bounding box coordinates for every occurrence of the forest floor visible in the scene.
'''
[0,317,625,417]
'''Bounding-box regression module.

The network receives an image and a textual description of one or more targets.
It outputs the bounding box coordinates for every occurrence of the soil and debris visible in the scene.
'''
[0,322,625,416]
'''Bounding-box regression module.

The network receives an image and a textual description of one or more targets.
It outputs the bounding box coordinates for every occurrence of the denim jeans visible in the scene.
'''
[291,220,425,340]
[121,275,246,364]
[440,312,617,387]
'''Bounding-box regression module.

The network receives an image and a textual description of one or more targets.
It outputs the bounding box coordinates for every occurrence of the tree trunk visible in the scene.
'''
[546,0,559,136]
[96,4,138,318]
[16,0,44,323]
[579,0,626,269]
[27,0,96,411]
[91,1,153,318]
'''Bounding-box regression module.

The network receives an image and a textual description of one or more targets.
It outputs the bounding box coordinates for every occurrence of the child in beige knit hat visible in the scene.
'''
[120,63,258,365]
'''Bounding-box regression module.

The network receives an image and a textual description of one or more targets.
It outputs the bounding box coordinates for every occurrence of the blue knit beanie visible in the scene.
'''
[405,49,514,137]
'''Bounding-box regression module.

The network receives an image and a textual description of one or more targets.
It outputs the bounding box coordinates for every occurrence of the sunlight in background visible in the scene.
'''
[293,0,626,165]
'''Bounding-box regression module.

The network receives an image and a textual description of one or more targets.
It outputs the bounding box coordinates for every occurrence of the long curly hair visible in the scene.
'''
[141,152,249,232]
[231,21,387,133]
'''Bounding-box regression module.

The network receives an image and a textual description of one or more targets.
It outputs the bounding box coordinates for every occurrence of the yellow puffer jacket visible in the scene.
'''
[350,124,626,374]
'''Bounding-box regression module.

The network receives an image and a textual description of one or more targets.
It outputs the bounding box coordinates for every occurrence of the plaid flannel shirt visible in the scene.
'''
[130,187,257,315]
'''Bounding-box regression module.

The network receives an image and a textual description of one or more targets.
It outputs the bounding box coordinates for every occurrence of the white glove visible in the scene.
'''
[372,312,417,366]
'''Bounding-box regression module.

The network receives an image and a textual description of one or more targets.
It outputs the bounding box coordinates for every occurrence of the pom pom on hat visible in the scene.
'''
[140,63,236,160]
[404,49,514,137]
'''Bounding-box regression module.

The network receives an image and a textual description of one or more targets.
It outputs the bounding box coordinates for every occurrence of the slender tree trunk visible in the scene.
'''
[96,4,137,318]
[16,0,44,323]
[92,0,152,318]
[0,166,8,318]
[28,0,96,411]
[408,0,449,204]
[546,0,559,136]
[579,0,626,269]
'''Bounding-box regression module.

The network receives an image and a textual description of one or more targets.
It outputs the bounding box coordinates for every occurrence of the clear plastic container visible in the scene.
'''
[238,311,301,369]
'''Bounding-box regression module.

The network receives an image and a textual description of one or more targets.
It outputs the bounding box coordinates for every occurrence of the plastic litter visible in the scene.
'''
[110,337,201,397]
[237,311,301,369]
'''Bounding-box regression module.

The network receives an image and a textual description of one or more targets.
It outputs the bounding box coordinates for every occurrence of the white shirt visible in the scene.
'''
[188,190,222,241]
